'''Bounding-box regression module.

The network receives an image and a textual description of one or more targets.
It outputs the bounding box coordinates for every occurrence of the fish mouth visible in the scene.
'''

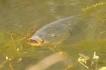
[28,36,43,46]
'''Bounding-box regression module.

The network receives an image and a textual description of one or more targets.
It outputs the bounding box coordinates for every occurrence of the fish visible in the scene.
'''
[28,15,106,46]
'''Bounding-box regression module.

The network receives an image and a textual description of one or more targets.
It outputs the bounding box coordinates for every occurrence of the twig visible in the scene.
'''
[9,62,14,70]
[10,34,17,50]
[0,60,8,68]
[65,65,73,70]
[48,47,56,52]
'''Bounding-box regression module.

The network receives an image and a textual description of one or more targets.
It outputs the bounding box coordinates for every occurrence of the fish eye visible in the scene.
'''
[48,34,57,37]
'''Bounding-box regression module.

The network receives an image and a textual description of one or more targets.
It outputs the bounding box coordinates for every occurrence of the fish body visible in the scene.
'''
[28,15,106,46]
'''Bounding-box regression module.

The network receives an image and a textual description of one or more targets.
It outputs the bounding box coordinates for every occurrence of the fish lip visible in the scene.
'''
[28,36,43,46]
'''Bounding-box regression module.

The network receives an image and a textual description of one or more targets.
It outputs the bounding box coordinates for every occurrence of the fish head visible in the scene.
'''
[28,25,68,46]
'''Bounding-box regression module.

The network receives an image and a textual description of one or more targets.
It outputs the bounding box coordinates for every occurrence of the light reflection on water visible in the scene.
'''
[0,0,106,70]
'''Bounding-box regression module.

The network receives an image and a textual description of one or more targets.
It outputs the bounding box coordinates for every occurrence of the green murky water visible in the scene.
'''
[0,0,106,70]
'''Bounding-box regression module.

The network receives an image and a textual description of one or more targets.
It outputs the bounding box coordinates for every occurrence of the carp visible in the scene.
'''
[28,15,106,46]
